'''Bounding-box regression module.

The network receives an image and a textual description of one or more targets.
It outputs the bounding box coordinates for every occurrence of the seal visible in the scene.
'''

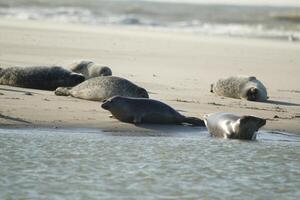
[55,76,149,101]
[203,112,266,140]
[211,76,268,102]
[0,66,85,90]
[101,96,205,126]
[69,60,112,79]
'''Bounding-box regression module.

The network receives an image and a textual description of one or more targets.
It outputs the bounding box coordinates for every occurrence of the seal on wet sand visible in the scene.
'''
[0,66,85,90]
[69,60,112,79]
[204,112,266,140]
[211,76,268,102]
[101,96,205,126]
[55,76,149,101]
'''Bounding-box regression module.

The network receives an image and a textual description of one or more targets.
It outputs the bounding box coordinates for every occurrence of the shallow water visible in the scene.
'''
[0,0,300,40]
[0,128,300,200]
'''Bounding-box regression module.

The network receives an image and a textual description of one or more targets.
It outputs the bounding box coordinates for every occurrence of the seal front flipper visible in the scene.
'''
[182,116,205,126]
[133,115,142,124]
[55,87,71,96]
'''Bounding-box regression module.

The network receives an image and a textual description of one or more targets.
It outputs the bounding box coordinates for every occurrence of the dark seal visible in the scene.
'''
[101,96,205,126]
[0,66,85,90]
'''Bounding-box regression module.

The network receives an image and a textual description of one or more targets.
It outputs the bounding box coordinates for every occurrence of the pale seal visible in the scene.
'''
[69,60,112,79]
[211,76,268,102]
[204,112,266,140]
[55,76,149,101]
[0,66,85,90]
[101,96,205,126]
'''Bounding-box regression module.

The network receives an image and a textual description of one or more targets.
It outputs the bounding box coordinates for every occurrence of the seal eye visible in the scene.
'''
[101,69,107,75]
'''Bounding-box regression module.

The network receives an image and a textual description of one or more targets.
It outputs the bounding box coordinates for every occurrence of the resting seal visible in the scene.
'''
[0,66,85,90]
[101,96,205,126]
[69,60,112,79]
[211,76,268,102]
[204,112,266,140]
[55,76,149,101]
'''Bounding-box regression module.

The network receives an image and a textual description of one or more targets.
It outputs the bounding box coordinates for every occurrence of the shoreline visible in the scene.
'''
[0,18,299,134]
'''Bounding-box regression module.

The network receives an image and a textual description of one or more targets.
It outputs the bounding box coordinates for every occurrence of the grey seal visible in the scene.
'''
[55,76,149,101]
[0,66,85,90]
[101,96,205,126]
[211,76,268,102]
[204,112,266,140]
[69,60,112,79]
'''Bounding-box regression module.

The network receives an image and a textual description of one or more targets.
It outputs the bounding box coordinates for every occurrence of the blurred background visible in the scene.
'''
[0,0,299,41]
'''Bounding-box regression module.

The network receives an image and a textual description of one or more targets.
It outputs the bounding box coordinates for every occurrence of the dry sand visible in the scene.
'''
[0,18,299,134]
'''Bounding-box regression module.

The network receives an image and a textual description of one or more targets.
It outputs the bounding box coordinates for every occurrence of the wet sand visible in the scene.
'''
[0,18,299,134]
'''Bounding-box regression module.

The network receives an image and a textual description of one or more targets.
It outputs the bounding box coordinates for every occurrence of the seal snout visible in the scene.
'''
[101,96,121,110]
[258,118,267,128]
[101,100,110,110]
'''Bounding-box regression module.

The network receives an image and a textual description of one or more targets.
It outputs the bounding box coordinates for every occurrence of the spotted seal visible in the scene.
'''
[101,96,205,126]
[0,66,85,90]
[204,112,266,140]
[69,60,112,79]
[211,76,268,102]
[55,76,149,101]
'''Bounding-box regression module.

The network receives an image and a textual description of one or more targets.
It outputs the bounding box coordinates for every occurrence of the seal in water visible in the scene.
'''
[203,112,266,140]
[55,76,149,101]
[101,96,205,126]
[69,60,112,79]
[0,66,85,90]
[210,76,268,102]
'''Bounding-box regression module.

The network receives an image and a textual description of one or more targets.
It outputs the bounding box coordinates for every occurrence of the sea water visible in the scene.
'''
[0,0,299,40]
[0,128,299,200]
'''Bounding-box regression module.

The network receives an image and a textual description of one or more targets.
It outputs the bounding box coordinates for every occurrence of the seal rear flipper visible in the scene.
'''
[54,87,71,96]
[248,76,257,81]
[182,117,205,126]
[210,83,214,93]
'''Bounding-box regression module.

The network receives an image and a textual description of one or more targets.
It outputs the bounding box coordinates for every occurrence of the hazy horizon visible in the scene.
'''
[143,0,300,7]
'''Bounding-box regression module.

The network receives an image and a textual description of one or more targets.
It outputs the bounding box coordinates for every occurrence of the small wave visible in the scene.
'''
[0,6,162,26]
[271,13,300,23]
[258,131,300,142]
[171,21,300,40]
[0,7,96,23]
